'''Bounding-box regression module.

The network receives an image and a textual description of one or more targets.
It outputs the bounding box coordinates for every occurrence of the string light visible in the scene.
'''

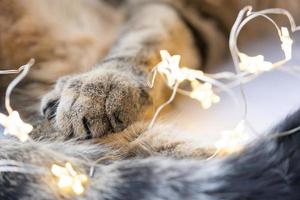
[0,59,34,142]
[238,53,274,73]
[231,7,298,75]
[0,60,90,196]
[0,111,32,142]
[237,27,293,74]
[51,162,88,195]
[225,6,299,154]
[149,6,300,156]
[148,50,235,128]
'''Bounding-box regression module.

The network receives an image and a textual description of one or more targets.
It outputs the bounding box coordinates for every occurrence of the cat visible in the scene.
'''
[1,0,300,199]
[1,109,300,199]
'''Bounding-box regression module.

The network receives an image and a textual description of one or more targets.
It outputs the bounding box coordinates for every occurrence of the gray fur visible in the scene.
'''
[2,114,300,199]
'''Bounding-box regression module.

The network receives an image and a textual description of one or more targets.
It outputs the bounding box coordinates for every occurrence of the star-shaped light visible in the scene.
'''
[157,50,185,86]
[0,111,32,142]
[51,162,88,195]
[215,121,250,154]
[239,53,273,73]
[190,81,220,109]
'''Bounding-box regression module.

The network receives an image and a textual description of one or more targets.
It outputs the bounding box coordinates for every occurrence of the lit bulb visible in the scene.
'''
[73,179,85,195]
[190,81,220,109]
[0,111,32,142]
[215,121,249,154]
[239,53,273,73]
[58,175,73,188]
[238,26,293,74]
[51,162,88,195]
[157,50,185,86]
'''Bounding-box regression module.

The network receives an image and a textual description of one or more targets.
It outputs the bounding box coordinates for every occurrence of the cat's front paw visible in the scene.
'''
[41,69,151,139]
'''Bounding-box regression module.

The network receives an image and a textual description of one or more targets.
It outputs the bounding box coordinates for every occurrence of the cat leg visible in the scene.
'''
[41,2,201,139]
[84,122,215,159]
[0,0,120,120]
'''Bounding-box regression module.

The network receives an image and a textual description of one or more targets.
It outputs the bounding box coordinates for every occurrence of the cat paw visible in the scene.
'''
[41,69,151,139]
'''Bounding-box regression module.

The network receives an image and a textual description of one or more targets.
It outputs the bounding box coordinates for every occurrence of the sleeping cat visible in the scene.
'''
[1,0,300,199]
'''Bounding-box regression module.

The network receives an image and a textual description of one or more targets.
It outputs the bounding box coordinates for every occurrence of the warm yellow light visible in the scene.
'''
[58,175,73,188]
[238,53,273,73]
[190,81,220,109]
[73,179,85,195]
[51,162,88,195]
[0,59,34,142]
[0,111,32,142]
[238,27,293,74]
[157,50,185,86]
[156,50,220,108]
[215,121,249,154]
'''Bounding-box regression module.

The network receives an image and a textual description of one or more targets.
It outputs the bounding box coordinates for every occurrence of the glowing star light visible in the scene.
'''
[148,50,226,128]
[157,50,185,86]
[215,121,250,154]
[51,162,88,195]
[238,27,293,74]
[0,111,32,142]
[155,50,221,109]
[190,81,220,109]
[0,59,34,142]
[238,26,293,74]
[238,53,273,73]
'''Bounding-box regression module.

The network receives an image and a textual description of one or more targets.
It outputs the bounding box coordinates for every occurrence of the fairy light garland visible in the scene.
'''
[151,50,222,106]
[147,50,236,128]
[149,6,300,155]
[0,60,89,195]
[0,5,300,196]
[233,12,294,74]
[0,59,34,142]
